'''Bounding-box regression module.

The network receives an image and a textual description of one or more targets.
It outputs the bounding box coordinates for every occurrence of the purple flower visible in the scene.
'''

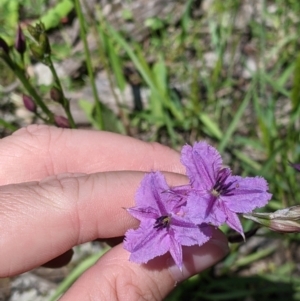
[124,172,211,269]
[181,142,272,238]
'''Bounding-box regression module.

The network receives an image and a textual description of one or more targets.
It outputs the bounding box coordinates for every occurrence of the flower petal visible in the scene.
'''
[124,220,170,264]
[173,217,212,246]
[186,193,227,226]
[135,172,174,214]
[168,229,183,269]
[181,142,222,190]
[223,176,272,213]
[221,202,245,239]
[127,207,159,221]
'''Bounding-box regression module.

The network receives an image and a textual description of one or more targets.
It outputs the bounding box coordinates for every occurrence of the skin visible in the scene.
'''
[0,125,229,301]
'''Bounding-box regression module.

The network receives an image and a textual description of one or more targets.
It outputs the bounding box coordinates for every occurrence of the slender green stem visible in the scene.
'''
[48,249,108,301]
[74,0,104,129]
[3,55,53,122]
[47,58,76,128]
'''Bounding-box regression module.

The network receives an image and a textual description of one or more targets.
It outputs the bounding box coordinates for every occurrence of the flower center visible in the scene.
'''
[211,168,237,197]
[154,215,171,230]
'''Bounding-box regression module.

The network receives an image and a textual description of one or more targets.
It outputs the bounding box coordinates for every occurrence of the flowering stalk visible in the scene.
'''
[1,49,53,122]
[27,22,76,128]
[47,62,76,128]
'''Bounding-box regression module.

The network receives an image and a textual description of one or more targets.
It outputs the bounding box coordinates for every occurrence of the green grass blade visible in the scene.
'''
[199,113,223,140]
[291,53,300,110]
[48,248,108,301]
[218,84,253,152]
[0,118,17,131]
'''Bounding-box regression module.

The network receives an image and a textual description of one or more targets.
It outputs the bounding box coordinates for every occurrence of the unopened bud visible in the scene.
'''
[50,87,63,103]
[15,24,26,54]
[27,22,45,41]
[39,33,51,55]
[22,94,37,113]
[54,115,70,128]
[289,161,300,172]
[0,37,9,55]
[269,219,300,233]
[27,22,50,60]
[29,42,44,60]
[243,205,300,233]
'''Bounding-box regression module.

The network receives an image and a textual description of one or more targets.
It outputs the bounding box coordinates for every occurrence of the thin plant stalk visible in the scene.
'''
[74,0,104,129]
[47,58,76,128]
[4,54,53,122]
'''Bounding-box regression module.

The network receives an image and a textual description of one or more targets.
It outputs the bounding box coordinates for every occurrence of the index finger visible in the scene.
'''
[0,125,185,185]
[0,170,188,277]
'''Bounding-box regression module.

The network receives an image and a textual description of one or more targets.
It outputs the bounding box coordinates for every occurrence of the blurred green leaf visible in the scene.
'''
[0,118,17,131]
[37,0,74,30]
[0,0,18,44]
[79,99,125,134]
[144,17,164,31]
[291,53,300,111]
[199,113,223,140]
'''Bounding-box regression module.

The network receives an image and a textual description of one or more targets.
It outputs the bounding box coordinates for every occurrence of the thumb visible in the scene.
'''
[59,228,228,301]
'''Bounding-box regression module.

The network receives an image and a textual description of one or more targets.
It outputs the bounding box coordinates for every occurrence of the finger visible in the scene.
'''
[0,125,184,185]
[59,229,228,301]
[0,171,188,277]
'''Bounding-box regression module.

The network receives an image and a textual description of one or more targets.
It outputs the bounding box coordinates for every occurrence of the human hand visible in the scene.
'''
[0,125,228,300]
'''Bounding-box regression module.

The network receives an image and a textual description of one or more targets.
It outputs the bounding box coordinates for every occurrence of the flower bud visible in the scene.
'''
[269,219,300,233]
[15,24,26,55]
[27,22,50,60]
[0,37,9,55]
[54,115,70,128]
[23,94,37,113]
[50,87,63,103]
[27,22,45,41]
[243,205,300,233]
[29,42,44,60]
[38,33,51,55]
[289,161,300,172]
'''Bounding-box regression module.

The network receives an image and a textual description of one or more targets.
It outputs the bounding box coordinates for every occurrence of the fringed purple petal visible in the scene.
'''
[181,142,222,190]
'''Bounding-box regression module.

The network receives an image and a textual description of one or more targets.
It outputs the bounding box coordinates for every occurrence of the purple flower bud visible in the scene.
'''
[0,37,9,55]
[15,24,26,54]
[22,94,37,113]
[54,115,70,128]
[50,87,63,103]
[289,161,300,172]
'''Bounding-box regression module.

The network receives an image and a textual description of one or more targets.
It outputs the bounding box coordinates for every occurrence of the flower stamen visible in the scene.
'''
[211,168,237,196]
[154,215,171,230]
